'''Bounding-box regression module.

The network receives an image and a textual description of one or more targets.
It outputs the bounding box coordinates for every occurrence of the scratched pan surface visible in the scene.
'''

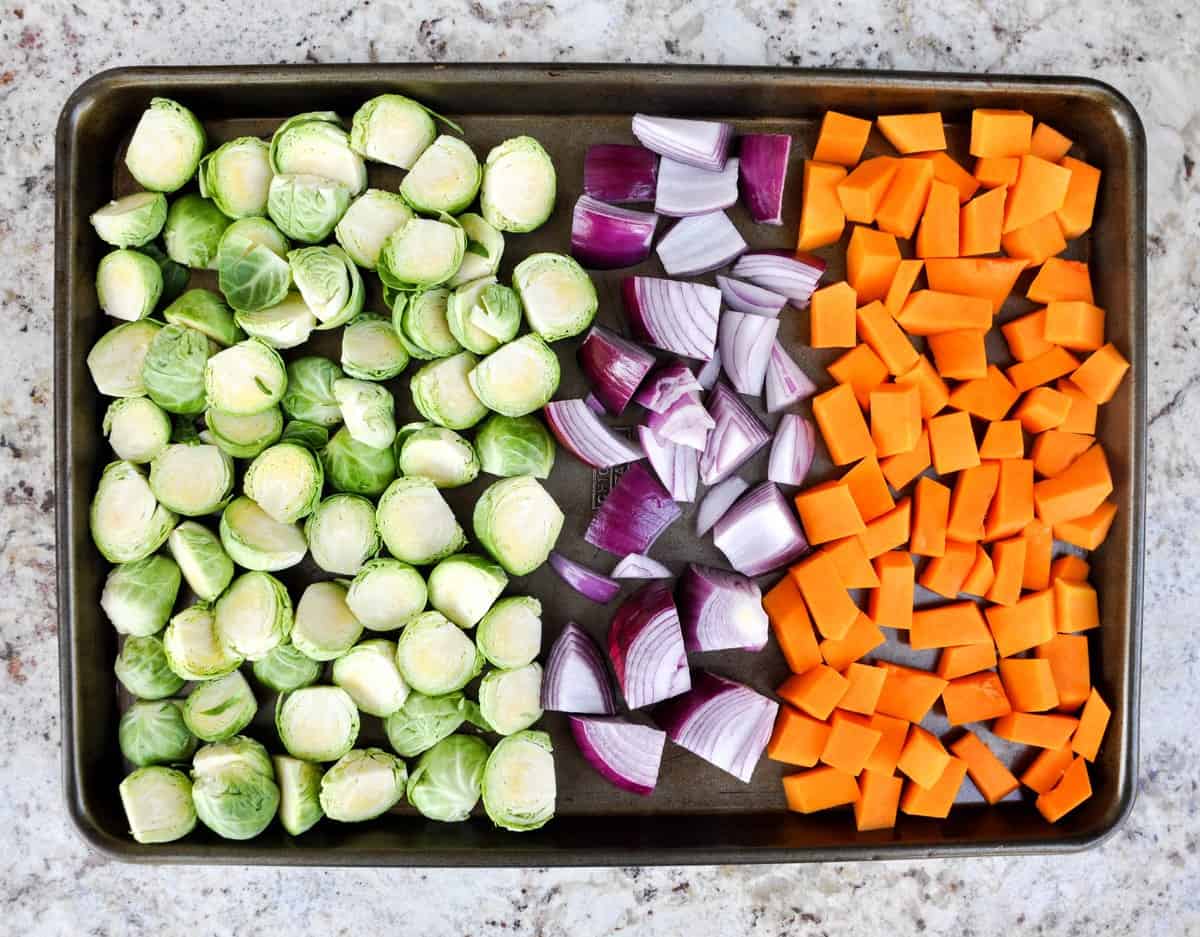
[54,65,1145,865]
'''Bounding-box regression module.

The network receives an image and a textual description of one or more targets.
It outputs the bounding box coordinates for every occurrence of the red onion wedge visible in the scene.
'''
[571,195,658,270]
[608,580,691,709]
[542,622,617,715]
[712,481,809,576]
[719,309,779,396]
[543,399,644,469]
[583,144,659,203]
[715,275,788,318]
[611,553,672,579]
[768,413,817,487]
[654,156,740,218]
[644,391,713,451]
[656,211,748,277]
[677,563,769,652]
[694,475,749,537]
[652,670,778,783]
[730,251,826,307]
[737,133,791,225]
[631,114,733,173]
[764,340,818,413]
[585,462,682,556]
[621,277,720,361]
[569,715,666,796]
[549,551,622,604]
[633,360,703,413]
[699,381,770,485]
[584,392,606,415]
[578,325,656,416]
[696,349,722,390]
[638,426,699,502]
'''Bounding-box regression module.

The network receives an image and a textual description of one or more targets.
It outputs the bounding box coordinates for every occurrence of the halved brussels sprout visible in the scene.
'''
[253,642,321,693]
[163,289,244,347]
[478,663,544,736]
[235,292,318,349]
[243,442,324,524]
[101,554,182,637]
[142,324,212,415]
[191,736,280,840]
[119,765,197,843]
[282,356,344,426]
[90,191,168,248]
[384,692,480,758]
[103,396,172,463]
[149,442,234,516]
[268,173,352,244]
[335,189,413,270]
[377,216,466,292]
[273,755,324,836]
[481,730,556,832]
[350,94,438,170]
[341,314,409,381]
[276,685,360,762]
[199,136,273,219]
[334,378,396,450]
[473,476,563,576]
[291,580,363,661]
[321,427,396,497]
[394,611,483,696]
[475,414,555,480]
[216,217,292,313]
[512,252,597,342]
[119,699,198,767]
[115,634,186,700]
[270,112,366,195]
[446,276,502,355]
[406,734,490,822]
[168,520,234,601]
[288,245,363,330]
[410,351,488,430]
[468,334,561,417]
[161,604,243,681]
[124,98,206,193]
[280,419,329,451]
[331,639,409,717]
[141,243,189,306]
[395,287,460,359]
[481,136,557,233]
[163,193,230,269]
[448,212,504,287]
[396,426,478,489]
[476,596,542,670]
[219,496,308,572]
[204,406,284,459]
[183,670,257,742]
[304,494,380,577]
[400,135,481,215]
[90,460,176,563]
[87,319,163,397]
[96,248,163,322]
[319,748,407,822]
[346,558,427,632]
[427,553,508,629]
[214,570,293,661]
[471,283,522,345]
[376,477,465,565]
[204,339,287,415]
[193,735,274,778]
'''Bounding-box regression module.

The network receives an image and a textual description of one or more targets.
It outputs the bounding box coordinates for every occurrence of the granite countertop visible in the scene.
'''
[1,1,1196,934]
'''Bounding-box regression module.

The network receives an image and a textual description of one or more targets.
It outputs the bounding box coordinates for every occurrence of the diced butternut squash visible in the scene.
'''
[839,661,889,715]
[1014,387,1072,433]
[1001,213,1067,265]
[959,186,1007,255]
[1071,688,1110,761]
[764,575,821,674]
[880,430,931,491]
[877,113,946,154]
[810,281,858,348]
[986,588,1056,656]
[895,356,950,420]
[1044,301,1105,351]
[813,382,876,466]
[883,259,925,317]
[1001,309,1055,362]
[911,599,992,649]
[947,462,1001,542]
[783,766,861,813]
[1049,554,1091,584]
[901,756,969,818]
[992,711,1079,749]
[813,111,873,167]
[960,545,996,598]
[911,476,951,557]
[1002,155,1072,233]
[983,458,1034,542]
[1033,443,1112,524]
[1035,755,1092,822]
[875,157,935,239]
[875,662,948,723]
[1055,156,1101,239]
[857,300,920,375]
[842,454,895,523]
[1020,518,1054,592]
[797,160,849,251]
[1054,578,1100,634]
[870,384,923,458]
[822,536,881,589]
[1055,379,1099,434]
[768,705,832,767]
[1027,258,1094,304]
[949,365,1020,421]
[1054,501,1118,551]
[858,497,912,559]
[916,179,961,259]
[855,769,904,831]
[911,151,980,203]
[846,226,903,303]
[778,664,851,720]
[928,329,987,381]
[820,612,886,671]
[821,710,884,776]
[837,157,901,224]
[918,539,977,598]
[1031,430,1095,477]
[936,642,997,680]
[999,657,1060,712]
[973,156,1019,188]
[896,290,992,336]
[951,731,1020,804]
[794,481,866,545]
[1008,346,1081,393]
[986,536,1027,606]
[924,257,1028,313]
[864,713,910,775]
[1030,122,1073,162]
[1021,745,1074,794]
[969,109,1033,158]
[869,551,915,630]
[1070,343,1130,404]
[979,420,1025,460]
[897,725,952,789]
[942,671,1013,725]
[789,551,861,640]
[928,410,981,475]
[829,343,890,410]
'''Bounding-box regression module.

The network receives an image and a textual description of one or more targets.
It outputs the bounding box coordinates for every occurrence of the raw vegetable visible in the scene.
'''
[481,730,556,832]
[569,716,666,796]
[621,276,720,360]
[270,111,366,195]
[716,275,788,318]
[243,442,323,524]
[548,552,621,604]
[291,580,363,661]
[543,399,644,469]
[699,381,770,485]
[397,425,479,488]
[512,252,597,342]
[340,313,409,381]
[204,406,284,460]
[282,356,344,426]
[334,378,397,450]
[395,611,483,695]
[273,755,325,836]
[654,156,739,217]
[183,670,258,742]
[204,339,287,415]
[346,558,427,632]
[585,462,681,556]
[730,251,826,307]
[115,634,186,700]
[738,133,790,224]
[161,604,242,682]
[634,360,703,413]
[677,563,768,652]
[410,351,489,430]
[276,686,360,762]
[608,581,690,709]
[305,493,380,576]
[164,194,230,269]
[642,390,712,450]
[378,215,466,291]
[428,553,508,629]
[101,554,181,637]
[480,136,557,233]
[322,427,397,497]
[570,195,658,269]
[541,621,616,715]
[718,309,778,395]
[473,475,563,576]
[479,663,544,736]
[319,748,407,822]
[199,136,273,219]
[124,98,206,193]
[407,735,490,822]
[119,766,197,844]
[638,426,699,502]
[767,413,817,486]
[469,334,561,418]
[631,114,732,172]
[253,643,321,693]
[583,144,658,203]
[474,414,555,479]
[350,94,440,170]
[655,210,747,276]
[332,639,409,717]
[91,192,168,248]
[400,134,481,214]
[119,700,198,768]
[451,213,505,287]
[96,249,163,322]
[190,737,280,840]
[712,481,809,576]
[90,461,176,564]
[476,596,542,670]
[168,520,234,602]
[376,476,466,566]
[384,692,480,758]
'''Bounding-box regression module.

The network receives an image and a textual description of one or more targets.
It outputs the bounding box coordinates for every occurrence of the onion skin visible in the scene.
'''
[571,195,658,270]
[585,462,682,557]
[583,144,658,204]
[577,324,656,416]
[549,551,622,604]
[738,134,791,225]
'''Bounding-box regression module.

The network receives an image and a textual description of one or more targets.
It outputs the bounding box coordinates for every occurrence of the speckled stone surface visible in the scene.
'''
[1,2,1197,934]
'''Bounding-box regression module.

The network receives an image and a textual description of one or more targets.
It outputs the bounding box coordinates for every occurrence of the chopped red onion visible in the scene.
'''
[621,276,720,361]
[637,425,699,501]
[611,553,672,579]
[542,622,617,715]
[654,156,740,217]
[585,462,682,556]
[578,324,656,416]
[583,144,659,203]
[549,551,622,604]
[715,275,788,318]
[767,413,817,487]
[569,716,666,796]
[584,392,606,415]
[608,581,691,709]
[633,360,703,413]
[677,563,769,652]
[543,399,644,469]
[719,309,779,396]
[655,211,748,277]
[764,340,818,413]
[696,349,722,390]
[730,250,826,307]
[631,114,733,173]
[694,475,749,536]
[737,133,791,225]
[699,381,770,485]
[571,195,658,270]
[712,481,809,576]
[644,390,713,450]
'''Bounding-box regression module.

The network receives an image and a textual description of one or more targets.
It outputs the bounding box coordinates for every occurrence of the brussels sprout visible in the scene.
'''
[276,686,360,762]
[346,558,427,632]
[396,425,479,488]
[270,112,367,194]
[394,611,483,696]
[449,212,505,288]
[395,287,460,359]
[191,737,280,840]
[468,334,561,418]
[119,765,197,843]
[280,420,330,451]
[204,339,287,415]
[142,324,212,415]
[273,755,324,836]
[472,283,523,344]
[292,580,363,662]
[481,136,557,233]
[163,194,230,269]
[253,642,321,693]
[140,243,189,306]
[101,554,182,637]
[87,319,163,397]
[478,663,544,736]
[183,670,257,742]
[376,477,465,566]
[281,356,344,426]
[90,461,176,563]
[124,97,206,193]
[103,397,172,464]
[340,314,409,381]
[204,406,284,459]
[216,217,292,313]
[377,216,466,292]
[116,634,186,699]
[214,571,293,661]
[219,496,308,572]
[427,553,508,629]
[335,189,413,270]
[482,730,555,831]
[288,245,363,330]
[473,476,563,576]
[149,443,234,517]
[96,248,163,322]
[268,174,352,244]
[199,136,273,219]
[119,699,198,767]
[410,351,488,430]
[321,427,396,496]
[163,288,245,347]
[476,596,542,669]
[319,748,407,822]
[446,276,502,355]
[333,378,396,450]
[305,494,380,576]
[331,639,409,717]
[90,191,168,248]
[406,734,489,822]
[168,521,234,601]
[161,604,243,681]
[384,691,485,758]
[400,135,481,215]
[349,94,440,170]
[234,292,318,349]
[242,442,324,524]
[475,414,555,480]
[513,252,597,342]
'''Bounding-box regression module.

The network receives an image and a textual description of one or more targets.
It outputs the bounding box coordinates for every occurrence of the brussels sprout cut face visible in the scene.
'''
[446,276,502,355]
[161,604,242,682]
[119,700,198,768]
[183,670,258,742]
[276,686,360,762]
[124,98,207,193]
[115,635,186,700]
[101,554,182,637]
[216,218,292,313]
[288,245,364,330]
[270,112,367,194]
[400,135,481,215]
[90,460,176,564]
[410,352,488,431]
[163,289,245,348]
[479,663,544,736]
[449,213,504,288]
[476,596,542,669]
[335,189,413,270]
[397,288,460,359]
[142,324,212,415]
[341,314,409,381]
[305,494,380,576]
[273,755,324,836]
[204,339,287,415]
[191,737,281,840]
[268,174,352,244]
[90,191,168,248]
[376,477,465,566]
[473,475,564,576]
[149,443,234,516]
[103,397,172,464]
[319,748,407,822]
[291,581,363,661]
[119,766,197,844]
[481,136,557,233]
[235,293,318,350]
[253,643,321,693]
[168,520,234,602]
[377,217,466,291]
[513,252,598,342]
[475,414,555,480]
[394,611,483,696]
[427,553,508,629]
[199,136,274,219]
[214,571,293,660]
[96,249,163,322]
[243,442,324,524]
[321,427,396,497]
[87,319,163,398]
[334,378,396,450]
[350,94,437,170]
[397,426,479,489]
[384,692,474,758]
[407,734,490,822]
[331,639,409,717]
[481,730,556,832]
[346,558,427,632]
[219,496,308,572]
[468,334,561,418]
[163,193,231,269]
[204,406,284,459]
[282,356,344,426]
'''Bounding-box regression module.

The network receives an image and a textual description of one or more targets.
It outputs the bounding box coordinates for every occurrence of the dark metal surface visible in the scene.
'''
[54,65,1146,866]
